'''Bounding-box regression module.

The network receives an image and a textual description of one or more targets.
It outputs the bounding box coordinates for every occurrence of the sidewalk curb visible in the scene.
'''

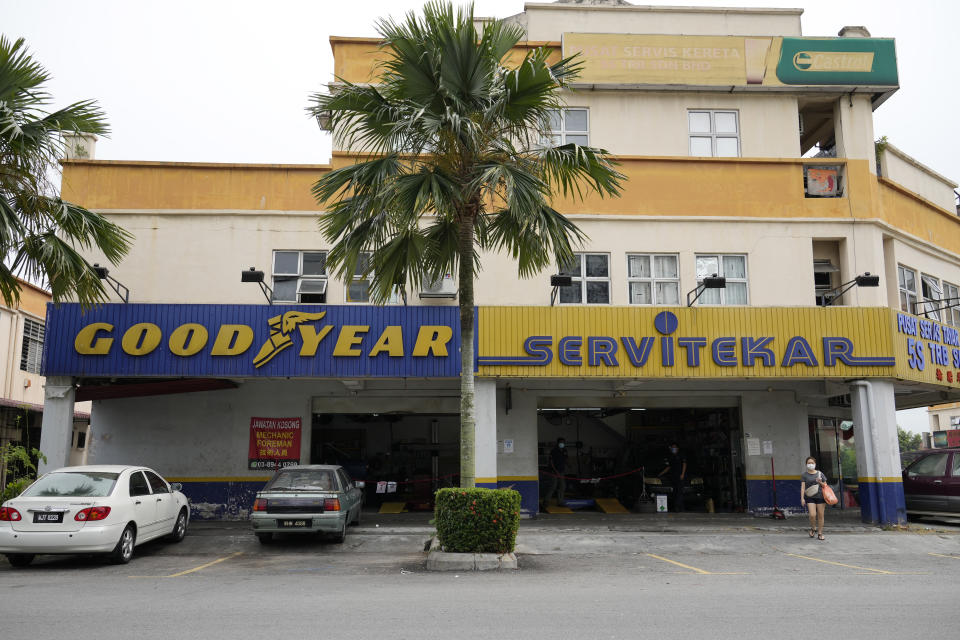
[425,550,518,571]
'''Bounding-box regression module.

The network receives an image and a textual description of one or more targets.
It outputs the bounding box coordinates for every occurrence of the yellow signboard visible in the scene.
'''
[477,306,898,379]
[562,34,898,88]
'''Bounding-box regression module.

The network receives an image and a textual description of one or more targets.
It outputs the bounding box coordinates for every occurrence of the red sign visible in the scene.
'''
[248,417,301,470]
[948,429,960,448]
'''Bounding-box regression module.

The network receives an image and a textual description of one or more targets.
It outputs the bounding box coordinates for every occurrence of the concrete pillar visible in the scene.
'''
[740,391,809,514]
[496,387,540,517]
[833,94,877,174]
[474,379,498,489]
[39,376,76,474]
[850,380,906,524]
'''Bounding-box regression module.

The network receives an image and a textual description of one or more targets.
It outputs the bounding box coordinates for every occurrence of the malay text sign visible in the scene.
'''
[248,417,301,470]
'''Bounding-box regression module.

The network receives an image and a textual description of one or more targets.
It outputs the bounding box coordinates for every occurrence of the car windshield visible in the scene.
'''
[266,469,337,492]
[21,471,119,497]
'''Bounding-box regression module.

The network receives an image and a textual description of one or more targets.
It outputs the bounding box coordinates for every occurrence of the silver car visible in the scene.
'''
[250,465,364,544]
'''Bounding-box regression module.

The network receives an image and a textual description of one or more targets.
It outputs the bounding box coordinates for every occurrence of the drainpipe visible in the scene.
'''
[849,380,887,524]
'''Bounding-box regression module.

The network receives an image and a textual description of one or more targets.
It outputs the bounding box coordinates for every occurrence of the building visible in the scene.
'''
[926,402,960,448]
[1,279,90,487]
[39,2,960,524]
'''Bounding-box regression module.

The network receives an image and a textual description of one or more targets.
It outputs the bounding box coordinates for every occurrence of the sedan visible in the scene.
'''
[902,448,960,518]
[0,465,190,567]
[250,464,363,544]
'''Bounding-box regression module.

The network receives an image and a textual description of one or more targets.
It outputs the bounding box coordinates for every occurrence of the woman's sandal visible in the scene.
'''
[808,529,816,538]
[817,533,825,541]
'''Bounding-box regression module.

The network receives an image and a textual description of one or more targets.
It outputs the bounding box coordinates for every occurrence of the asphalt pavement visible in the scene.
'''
[2,511,959,639]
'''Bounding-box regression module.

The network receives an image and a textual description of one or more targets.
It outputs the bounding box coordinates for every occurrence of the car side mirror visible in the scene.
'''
[355,481,365,489]
[170,483,183,492]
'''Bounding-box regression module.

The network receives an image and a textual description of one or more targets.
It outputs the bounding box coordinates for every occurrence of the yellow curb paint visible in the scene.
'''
[929,552,960,560]
[784,552,893,574]
[165,552,244,578]
[646,553,712,575]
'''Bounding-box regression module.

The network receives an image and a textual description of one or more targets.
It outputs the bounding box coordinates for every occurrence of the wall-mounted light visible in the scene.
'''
[550,274,573,306]
[241,267,273,304]
[820,272,879,306]
[686,274,726,306]
[92,264,129,303]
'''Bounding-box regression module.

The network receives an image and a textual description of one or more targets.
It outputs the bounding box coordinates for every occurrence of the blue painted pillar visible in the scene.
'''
[850,380,906,525]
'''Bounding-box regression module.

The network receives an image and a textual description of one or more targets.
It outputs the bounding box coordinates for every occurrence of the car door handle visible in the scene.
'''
[933,480,943,484]
[156,498,163,502]
[135,500,141,505]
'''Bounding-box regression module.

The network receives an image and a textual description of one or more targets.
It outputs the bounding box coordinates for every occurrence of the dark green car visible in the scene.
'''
[250,465,364,544]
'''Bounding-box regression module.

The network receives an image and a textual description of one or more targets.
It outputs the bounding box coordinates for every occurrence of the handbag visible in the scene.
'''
[804,483,820,497]
[822,484,839,506]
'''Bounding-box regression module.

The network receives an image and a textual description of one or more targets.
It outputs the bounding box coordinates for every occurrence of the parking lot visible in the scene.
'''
[3,513,959,639]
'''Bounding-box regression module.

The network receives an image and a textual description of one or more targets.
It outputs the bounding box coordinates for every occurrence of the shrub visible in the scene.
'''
[434,487,521,554]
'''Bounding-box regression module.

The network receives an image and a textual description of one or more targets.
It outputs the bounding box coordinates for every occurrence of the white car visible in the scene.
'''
[0,465,190,567]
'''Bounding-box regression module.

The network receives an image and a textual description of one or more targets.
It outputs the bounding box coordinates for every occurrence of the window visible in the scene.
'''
[346,252,372,303]
[695,254,748,305]
[688,110,740,157]
[898,265,918,314]
[907,453,948,478]
[144,470,170,494]
[944,282,960,327]
[272,250,327,303]
[546,108,589,146]
[337,469,353,491]
[627,254,679,305]
[129,471,151,497]
[952,453,960,478]
[558,253,610,304]
[920,273,942,321]
[20,317,44,374]
[813,259,839,306]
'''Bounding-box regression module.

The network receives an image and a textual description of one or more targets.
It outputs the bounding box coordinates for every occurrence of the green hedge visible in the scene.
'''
[434,487,521,554]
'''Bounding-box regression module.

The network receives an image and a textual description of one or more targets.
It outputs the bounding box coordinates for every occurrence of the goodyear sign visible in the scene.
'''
[477,307,896,379]
[562,34,897,87]
[43,304,461,378]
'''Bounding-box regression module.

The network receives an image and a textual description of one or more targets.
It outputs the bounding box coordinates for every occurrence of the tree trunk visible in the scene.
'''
[458,216,476,488]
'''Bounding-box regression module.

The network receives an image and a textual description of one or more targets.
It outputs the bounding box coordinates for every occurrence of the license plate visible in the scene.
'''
[33,512,64,523]
[278,519,310,528]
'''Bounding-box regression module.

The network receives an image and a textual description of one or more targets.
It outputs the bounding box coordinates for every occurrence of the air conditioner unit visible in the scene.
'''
[419,273,457,299]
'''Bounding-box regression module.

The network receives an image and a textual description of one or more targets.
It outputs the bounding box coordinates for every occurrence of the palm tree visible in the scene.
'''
[0,35,132,307]
[308,1,623,487]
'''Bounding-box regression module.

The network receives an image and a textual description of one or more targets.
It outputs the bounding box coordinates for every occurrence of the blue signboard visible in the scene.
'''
[43,304,461,378]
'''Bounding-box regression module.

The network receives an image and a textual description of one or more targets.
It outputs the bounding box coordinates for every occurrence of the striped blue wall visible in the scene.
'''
[858,481,907,525]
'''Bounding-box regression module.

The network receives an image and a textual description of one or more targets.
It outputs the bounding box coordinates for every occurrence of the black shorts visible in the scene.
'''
[805,495,825,505]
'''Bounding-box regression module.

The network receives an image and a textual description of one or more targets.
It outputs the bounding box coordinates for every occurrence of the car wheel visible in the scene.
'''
[332,518,347,544]
[110,525,136,564]
[257,532,273,544]
[6,553,35,568]
[167,509,188,542]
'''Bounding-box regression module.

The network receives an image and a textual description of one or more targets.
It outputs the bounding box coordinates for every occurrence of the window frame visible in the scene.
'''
[557,252,611,305]
[920,273,943,321]
[694,253,749,306]
[271,250,328,304]
[688,109,741,158]
[626,253,680,305]
[546,108,590,146]
[19,317,44,374]
[898,264,919,315]
[943,281,960,327]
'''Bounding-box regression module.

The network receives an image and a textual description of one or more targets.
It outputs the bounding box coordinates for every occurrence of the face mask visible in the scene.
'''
[806,463,816,471]
[670,448,678,454]
[558,443,565,449]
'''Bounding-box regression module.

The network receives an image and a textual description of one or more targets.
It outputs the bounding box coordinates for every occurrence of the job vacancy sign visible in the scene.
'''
[248,417,302,470]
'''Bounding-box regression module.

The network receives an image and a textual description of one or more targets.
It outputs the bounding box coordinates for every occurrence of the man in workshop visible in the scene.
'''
[658,442,687,512]
[542,437,568,510]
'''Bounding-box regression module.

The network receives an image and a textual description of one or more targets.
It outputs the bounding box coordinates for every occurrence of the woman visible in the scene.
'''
[800,456,827,541]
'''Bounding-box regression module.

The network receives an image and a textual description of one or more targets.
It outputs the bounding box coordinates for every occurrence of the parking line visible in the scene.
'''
[784,552,892,574]
[646,553,714,575]
[929,552,960,560]
[165,552,244,578]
